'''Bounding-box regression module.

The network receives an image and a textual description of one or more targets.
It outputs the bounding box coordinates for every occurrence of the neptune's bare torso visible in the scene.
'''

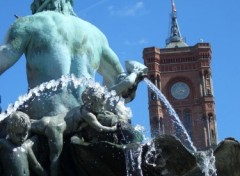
[0,11,124,119]
[25,12,104,87]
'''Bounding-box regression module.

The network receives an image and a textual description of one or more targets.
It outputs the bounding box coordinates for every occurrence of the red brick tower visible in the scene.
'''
[143,0,217,150]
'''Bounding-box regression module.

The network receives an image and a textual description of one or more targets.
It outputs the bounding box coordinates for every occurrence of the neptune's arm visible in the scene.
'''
[98,39,124,88]
[0,18,30,75]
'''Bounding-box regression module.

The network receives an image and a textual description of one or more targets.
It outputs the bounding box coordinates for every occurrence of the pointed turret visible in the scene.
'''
[165,0,188,48]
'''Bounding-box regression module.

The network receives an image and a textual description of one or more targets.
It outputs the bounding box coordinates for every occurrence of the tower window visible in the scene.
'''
[207,89,212,95]
[157,75,161,88]
[175,109,182,120]
[151,92,157,100]
[184,109,192,137]
[210,129,216,145]
[150,75,155,84]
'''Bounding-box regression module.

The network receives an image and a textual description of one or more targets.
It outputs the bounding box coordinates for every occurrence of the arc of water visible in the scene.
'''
[144,78,197,152]
[0,74,120,121]
[0,75,78,121]
[144,78,219,176]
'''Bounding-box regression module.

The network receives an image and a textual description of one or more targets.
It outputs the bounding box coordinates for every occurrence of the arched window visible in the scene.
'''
[151,116,160,137]
[208,113,216,145]
[207,89,212,95]
[157,75,161,88]
[174,109,183,139]
[150,75,155,85]
[211,129,216,142]
[184,109,192,137]
[175,109,182,120]
[151,92,157,100]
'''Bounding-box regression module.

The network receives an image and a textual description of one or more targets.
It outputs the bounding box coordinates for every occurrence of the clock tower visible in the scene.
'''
[143,0,217,150]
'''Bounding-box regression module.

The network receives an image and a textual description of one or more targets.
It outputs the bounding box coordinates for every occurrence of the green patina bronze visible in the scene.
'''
[1,1,232,176]
[0,112,47,176]
[0,0,148,175]
[0,0,148,119]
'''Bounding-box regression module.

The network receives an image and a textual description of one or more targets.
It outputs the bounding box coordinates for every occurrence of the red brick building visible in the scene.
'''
[143,1,217,150]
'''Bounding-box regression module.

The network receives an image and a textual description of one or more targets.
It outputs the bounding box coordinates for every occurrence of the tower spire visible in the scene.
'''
[166,0,187,48]
[171,0,177,12]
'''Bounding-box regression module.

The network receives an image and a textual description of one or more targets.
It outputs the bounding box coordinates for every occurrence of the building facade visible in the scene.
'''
[143,1,217,150]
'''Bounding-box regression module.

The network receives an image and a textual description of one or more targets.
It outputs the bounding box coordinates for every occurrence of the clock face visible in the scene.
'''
[171,82,190,100]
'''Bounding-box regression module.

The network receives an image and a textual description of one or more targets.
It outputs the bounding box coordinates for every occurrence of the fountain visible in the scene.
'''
[143,78,217,176]
[143,78,197,152]
[0,1,239,176]
[142,77,240,176]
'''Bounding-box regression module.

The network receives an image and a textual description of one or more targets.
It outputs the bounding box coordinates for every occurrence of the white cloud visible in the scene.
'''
[139,39,148,45]
[124,38,149,46]
[108,2,147,17]
[79,0,108,13]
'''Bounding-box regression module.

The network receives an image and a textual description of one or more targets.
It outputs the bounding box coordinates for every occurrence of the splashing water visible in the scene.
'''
[0,74,122,121]
[144,78,197,152]
[1,74,217,176]
[124,145,143,176]
[196,150,217,176]
[144,78,218,176]
[145,142,164,168]
[134,124,151,143]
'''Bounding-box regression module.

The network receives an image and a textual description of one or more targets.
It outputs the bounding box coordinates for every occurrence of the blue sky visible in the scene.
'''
[0,0,239,142]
